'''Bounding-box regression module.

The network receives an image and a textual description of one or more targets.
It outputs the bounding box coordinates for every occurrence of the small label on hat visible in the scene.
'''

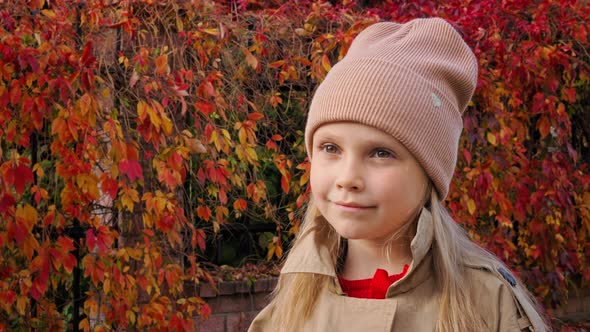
[431,93,442,108]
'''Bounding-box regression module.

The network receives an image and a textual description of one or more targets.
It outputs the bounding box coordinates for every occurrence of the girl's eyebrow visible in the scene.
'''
[362,138,401,151]
[313,133,340,142]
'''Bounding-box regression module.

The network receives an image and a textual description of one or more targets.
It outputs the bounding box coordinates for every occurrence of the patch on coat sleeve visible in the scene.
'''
[497,267,517,287]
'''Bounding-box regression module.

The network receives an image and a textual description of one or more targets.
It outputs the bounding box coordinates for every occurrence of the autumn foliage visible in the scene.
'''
[0,0,588,330]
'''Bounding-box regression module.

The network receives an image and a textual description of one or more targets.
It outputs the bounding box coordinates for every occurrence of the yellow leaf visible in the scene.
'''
[555,233,564,243]
[141,214,154,229]
[321,54,331,72]
[242,47,259,70]
[201,28,220,36]
[137,100,148,121]
[104,278,111,294]
[16,204,38,229]
[266,243,275,261]
[245,147,258,162]
[221,129,231,140]
[209,130,218,144]
[160,112,173,135]
[32,163,44,178]
[41,10,56,18]
[121,187,139,212]
[126,310,136,324]
[486,132,497,146]
[176,16,184,32]
[467,198,476,215]
[16,296,28,315]
[238,127,247,145]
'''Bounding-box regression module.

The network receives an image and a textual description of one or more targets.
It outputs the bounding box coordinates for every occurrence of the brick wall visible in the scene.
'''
[193,278,277,332]
[550,286,590,330]
[193,278,590,332]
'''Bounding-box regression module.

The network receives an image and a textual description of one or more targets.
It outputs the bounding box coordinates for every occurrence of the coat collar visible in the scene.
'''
[281,207,435,295]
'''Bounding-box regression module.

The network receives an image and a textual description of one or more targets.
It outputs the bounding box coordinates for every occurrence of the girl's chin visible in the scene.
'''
[331,226,375,241]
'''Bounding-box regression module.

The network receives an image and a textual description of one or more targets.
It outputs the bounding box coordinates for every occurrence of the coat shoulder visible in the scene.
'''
[464,264,544,332]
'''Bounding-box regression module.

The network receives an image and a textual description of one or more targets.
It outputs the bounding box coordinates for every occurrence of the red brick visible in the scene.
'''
[582,295,590,313]
[200,283,218,298]
[226,311,258,332]
[253,278,270,293]
[235,280,252,294]
[195,314,225,332]
[209,294,253,314]
[565,297,583,314]
[253,292,271,311]
[219,281,236,295]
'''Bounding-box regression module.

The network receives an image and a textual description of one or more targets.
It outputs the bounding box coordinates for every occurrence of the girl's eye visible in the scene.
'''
[320,144,339,154]
[372,149,394,159]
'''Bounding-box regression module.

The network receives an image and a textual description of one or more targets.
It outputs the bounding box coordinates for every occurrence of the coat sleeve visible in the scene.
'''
[247,303,275,332]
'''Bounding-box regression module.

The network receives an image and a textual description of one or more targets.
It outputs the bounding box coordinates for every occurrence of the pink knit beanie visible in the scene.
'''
[304,18,478,199]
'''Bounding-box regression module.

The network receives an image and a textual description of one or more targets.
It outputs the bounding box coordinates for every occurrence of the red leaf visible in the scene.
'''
[462,148,472,164]
[81,41,96,66]
[266,140,278,151]
[195,102,214,116]
[14,164,34,195]
[196,229,206,251]
[218,187,227,205]
[13,220,28,244]
[62,254,77,274]
[119,159,143,182]
[200,303,211,319]
[562,88,576,103]
[86,229,97,250]
[158,167,180,190]
[100,175,119,200]
[0,194,15,213]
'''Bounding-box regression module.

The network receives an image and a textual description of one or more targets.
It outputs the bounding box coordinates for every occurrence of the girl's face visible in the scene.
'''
[310,122,429,243]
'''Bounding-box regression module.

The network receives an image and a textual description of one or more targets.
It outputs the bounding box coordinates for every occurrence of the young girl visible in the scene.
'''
[249,18,549,332]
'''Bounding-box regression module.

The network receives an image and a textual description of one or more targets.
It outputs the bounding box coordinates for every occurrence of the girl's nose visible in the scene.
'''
[335,159,365,191]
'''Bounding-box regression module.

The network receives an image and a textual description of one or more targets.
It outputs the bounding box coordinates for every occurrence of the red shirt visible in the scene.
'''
[338,265,409,299]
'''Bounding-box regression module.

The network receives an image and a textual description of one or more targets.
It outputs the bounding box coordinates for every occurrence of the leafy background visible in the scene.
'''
[0,0,588,330]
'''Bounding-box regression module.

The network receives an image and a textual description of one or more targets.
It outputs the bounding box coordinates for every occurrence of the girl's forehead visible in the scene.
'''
[314,122,397,142]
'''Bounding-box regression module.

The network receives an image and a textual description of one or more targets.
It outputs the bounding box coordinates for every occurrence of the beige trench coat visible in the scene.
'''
[249,209,544,332]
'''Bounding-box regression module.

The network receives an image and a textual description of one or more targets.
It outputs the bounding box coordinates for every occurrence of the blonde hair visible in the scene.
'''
[268,189,550,332]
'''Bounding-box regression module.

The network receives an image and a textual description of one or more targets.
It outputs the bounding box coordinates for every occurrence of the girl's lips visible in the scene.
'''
[333,202,375,210]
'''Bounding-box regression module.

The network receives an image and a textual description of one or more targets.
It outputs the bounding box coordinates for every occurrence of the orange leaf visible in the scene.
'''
[248,112,264,121]
[538,116,551,139]
[197,205,211,221]
[155,54,169,76]
[233,198,247,211]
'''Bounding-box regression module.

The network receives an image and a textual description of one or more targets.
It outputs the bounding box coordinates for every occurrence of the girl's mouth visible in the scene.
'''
[333,201,375,210]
